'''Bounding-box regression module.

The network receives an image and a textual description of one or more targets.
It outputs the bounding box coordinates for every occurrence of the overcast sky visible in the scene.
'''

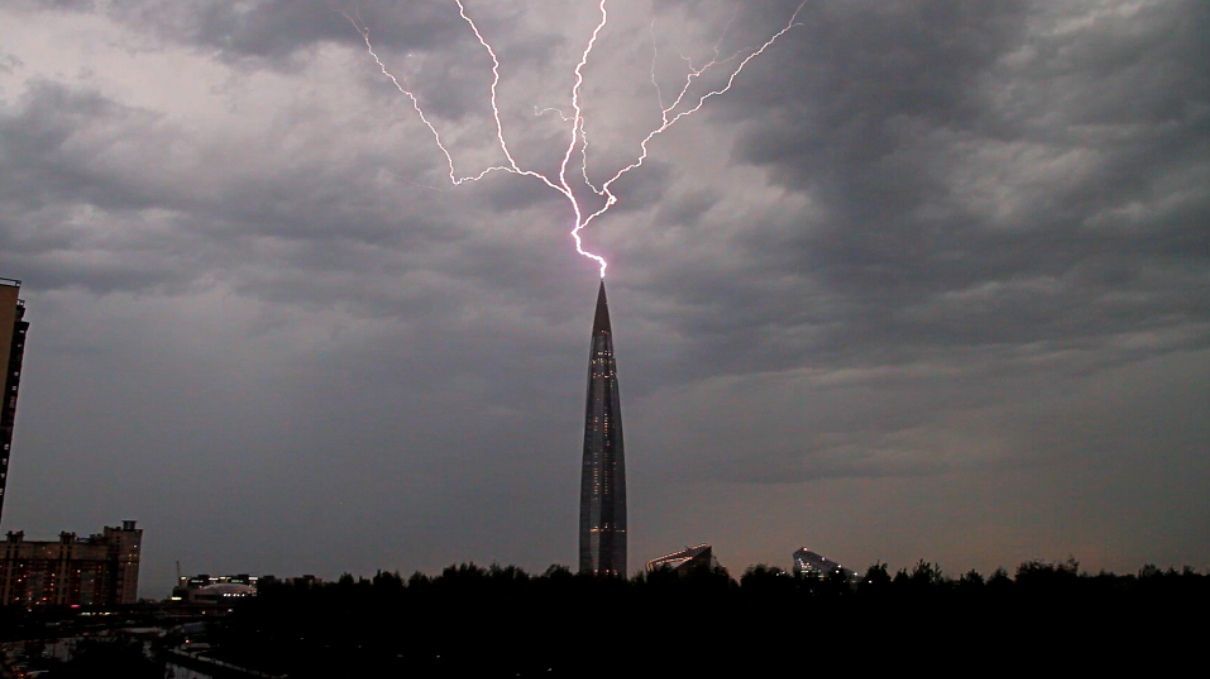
[1,0,1207,597]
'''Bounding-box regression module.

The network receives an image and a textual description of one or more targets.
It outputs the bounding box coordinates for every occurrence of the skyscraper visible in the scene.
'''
[0,278,28,527]
[579,281,626,576]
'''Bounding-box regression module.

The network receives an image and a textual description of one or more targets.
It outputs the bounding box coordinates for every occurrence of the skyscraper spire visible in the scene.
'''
[580,280,626,576]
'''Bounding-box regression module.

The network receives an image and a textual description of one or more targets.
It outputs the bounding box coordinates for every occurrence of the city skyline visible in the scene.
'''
[0,1,1207,597]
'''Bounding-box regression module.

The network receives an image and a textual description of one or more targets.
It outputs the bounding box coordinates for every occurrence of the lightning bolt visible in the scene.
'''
[343,1,806,278]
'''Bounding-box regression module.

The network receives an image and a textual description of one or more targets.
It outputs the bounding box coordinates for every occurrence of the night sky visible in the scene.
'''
[1,0,1207,597]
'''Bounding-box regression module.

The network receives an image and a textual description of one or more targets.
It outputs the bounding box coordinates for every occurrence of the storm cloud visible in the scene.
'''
[0,0,1206,595]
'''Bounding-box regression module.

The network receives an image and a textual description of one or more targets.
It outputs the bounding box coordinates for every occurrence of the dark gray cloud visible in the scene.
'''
[702,0,1210,366]
[0,0,1206,593]
[107,1,454,60]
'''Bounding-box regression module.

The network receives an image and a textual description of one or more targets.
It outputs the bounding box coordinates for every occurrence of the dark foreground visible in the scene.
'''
[220,561,1207,676]
[3,561,1206,677]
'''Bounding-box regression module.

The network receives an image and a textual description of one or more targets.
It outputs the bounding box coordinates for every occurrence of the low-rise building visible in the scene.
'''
[171,574,262,605]
[791,547,853,579]
[645,544,721,574]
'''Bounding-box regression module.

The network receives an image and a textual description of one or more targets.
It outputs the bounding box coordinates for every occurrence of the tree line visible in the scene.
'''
[209,559,1207,676]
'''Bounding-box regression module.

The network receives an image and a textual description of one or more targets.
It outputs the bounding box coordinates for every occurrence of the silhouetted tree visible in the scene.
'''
[859,561,892,596]
[197,558,1207,677]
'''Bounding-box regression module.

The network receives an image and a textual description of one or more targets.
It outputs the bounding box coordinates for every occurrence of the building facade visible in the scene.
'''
[792,547,853,579]
[171,573,262,604]
[0,277,29,526]
[646,544,721,574]
[0,521,143,606]
[579,281,627,576]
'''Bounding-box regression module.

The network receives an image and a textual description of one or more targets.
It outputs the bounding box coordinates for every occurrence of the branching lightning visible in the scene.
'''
[343,1,805,278]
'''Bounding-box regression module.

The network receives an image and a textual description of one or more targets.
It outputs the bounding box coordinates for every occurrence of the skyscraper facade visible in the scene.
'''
[579,281,626,576]
[0,278,28,527]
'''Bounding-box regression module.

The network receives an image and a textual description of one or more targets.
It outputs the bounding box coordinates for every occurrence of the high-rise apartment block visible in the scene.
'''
[1,521,143,606]
[0,277,28,526]
[579,281,627,576]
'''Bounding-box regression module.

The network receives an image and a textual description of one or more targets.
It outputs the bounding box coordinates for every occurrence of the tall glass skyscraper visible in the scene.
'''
[579,281,626,576]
